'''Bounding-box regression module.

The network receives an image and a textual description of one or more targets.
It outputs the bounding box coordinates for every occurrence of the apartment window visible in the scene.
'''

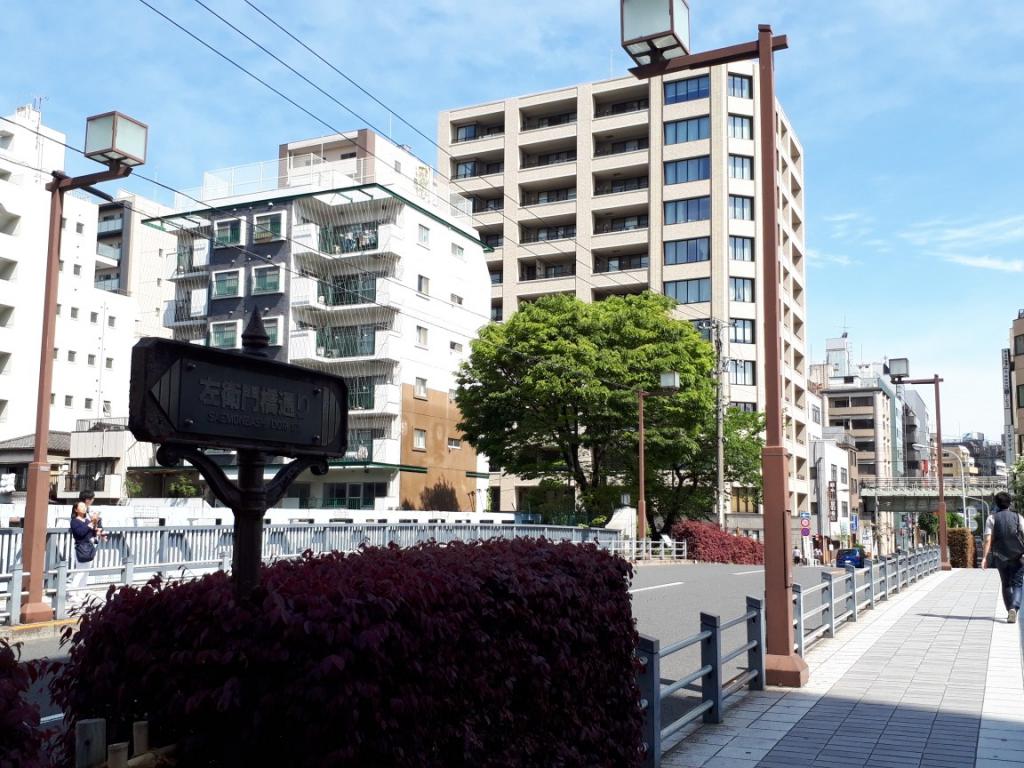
[450,293,463,305]
[455,124,478,142]
[105,357,113,369]
[729,236,754,262]
[664,278,710,305]
[102,401,111,416]
[664,75,709,104]
[731,402,757,413]
[490,305,503,322]
[450,341,463,353]
[811,404,822,424]
[264,317,280,346]
[108,315,116,328]
[253,211,284,243]
[728,74,753,99]
[67,351,76,363]
[210,321,239,349]
[731,487,758,514]
[664,196,710,225]
[70,307,79,319]
[729,155,754,180]
[489,270,502,285]
[416,326,428,347]
[212,270,241,298]
[841,501,849,518]
[664,156,710,185]
[1017,384,1024,409]
[90,312,98,324]
[73,264,81,276]
[252,265,282,294]
[417,275,430,295]
[88,354,96,366]
[728,115,753,140]
[664,237,710,265]
[214,218,243,247]
[413,428,427,450]
[415,377,428,398]
[418,225,430,245]
[730,277,754,302]
[84,398,93,410]
[729,360,756,386]
[841,467,849,484]
[730,319,755,344]
[448,437,462,450]
[65,395,73,407]
[76,222,84,234]
[664,116,710,145]
[451,243,465,260]
[1015,334,1024,355]
[729,195,754,220]
[831,465,838,482]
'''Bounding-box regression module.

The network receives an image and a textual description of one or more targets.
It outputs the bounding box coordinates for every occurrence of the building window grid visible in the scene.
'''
[212,270,241,299]
[728,74,753,99]
[664,155,710,185]
[728,115,753,140]
[729,277,755,303]
[730,319,755,344]
[729,195,754,221]
[664,196,711,225]
[728,155,754,180]
[664,278,711,305]
[252,265,282,295]
[664,116,710,145]
[664,237,710,266]
[729,236,754,262]
[664,75,710,104]
[729,360,756,386]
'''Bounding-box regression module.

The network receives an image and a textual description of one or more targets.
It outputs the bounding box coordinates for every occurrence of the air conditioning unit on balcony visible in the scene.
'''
[316,346,326,356]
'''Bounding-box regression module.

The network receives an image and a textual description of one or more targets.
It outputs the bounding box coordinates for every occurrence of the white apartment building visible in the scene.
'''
[142,130,491,513]
[440,65,810,532]
[0,105,136,499]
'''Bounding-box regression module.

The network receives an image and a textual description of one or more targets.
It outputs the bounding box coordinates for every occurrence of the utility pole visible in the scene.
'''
[713,320,728,529]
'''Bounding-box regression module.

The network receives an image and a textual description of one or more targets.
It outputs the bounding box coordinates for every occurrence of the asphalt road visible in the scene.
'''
[18,562,836,721]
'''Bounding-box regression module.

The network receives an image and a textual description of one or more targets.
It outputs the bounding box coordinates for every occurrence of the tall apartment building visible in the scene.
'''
[1006,310,1024,465]
[806,388,861,557]
[144,130,491,512]
[0,105,136,501]
[440,65,810,534]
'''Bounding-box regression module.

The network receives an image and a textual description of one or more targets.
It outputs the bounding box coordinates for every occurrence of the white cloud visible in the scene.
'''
[807,248,856,268]
[902,215,1024,249]
[943,255,1024,273]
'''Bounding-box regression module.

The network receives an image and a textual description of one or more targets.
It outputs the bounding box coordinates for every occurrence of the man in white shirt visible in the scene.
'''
[980,491,1024,624]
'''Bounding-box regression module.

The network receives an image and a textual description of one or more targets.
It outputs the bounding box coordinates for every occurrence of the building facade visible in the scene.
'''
[145,130,491,513]
[1008,311,1024,464]
[0,105,136,501]
[440,65,810,533]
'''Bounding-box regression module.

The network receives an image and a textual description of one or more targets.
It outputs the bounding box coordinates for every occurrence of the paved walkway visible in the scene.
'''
[663,570,1024,768]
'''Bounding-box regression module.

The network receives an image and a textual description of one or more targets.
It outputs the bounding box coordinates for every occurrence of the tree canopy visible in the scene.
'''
[456,292,762,526]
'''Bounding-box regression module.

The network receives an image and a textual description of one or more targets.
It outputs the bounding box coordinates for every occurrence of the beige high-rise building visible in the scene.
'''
[440,63,810,536]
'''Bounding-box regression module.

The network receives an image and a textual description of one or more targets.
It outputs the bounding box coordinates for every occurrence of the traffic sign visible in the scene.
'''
[850,513,859,533]
[800,517,811,537]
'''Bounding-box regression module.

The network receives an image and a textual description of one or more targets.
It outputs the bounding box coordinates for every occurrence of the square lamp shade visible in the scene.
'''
[84,111,148,167]
[888,358,910,379]
[659,371,681,390]
[621,0,691,66]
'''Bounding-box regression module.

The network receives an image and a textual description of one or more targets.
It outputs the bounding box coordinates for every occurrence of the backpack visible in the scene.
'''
[991,509,1024,565]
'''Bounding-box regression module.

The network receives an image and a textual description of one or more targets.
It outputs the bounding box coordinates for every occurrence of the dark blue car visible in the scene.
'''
[836,548,865,568]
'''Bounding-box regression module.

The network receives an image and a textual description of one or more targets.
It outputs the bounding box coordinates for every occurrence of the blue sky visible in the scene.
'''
[4,0,1022,440]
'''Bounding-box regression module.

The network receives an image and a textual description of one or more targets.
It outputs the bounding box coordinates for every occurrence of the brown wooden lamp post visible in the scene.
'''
[19,113,146,623]
[620,0,807,686]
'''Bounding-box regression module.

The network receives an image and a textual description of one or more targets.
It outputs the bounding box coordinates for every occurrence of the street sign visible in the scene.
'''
[800,517,811,537]
[828,481,838,522]
[130,337,349,458]
[850,513,858,533]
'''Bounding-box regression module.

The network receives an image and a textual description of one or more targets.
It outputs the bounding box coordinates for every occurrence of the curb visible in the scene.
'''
[0,618,77,645]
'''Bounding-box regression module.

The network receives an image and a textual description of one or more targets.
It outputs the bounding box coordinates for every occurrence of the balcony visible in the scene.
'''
[520,263,576,281]
[166,299,206,325]
[291,276,399,319]
[289,328,399,368]
[292,222,401,265]
[593,216,648,235]
[170,246,209,280]
[95,276,122,293]
[348,382,401,416]
[594,99,648,118]
[594,177,649,196]
[97,217,123,235]
[96,242,121,264]
[594,254,649,273]
[521,226,576,245]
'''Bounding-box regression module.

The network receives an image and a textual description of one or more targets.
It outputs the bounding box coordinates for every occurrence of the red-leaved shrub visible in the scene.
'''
[0,640,49,768]
[51,539,643,767]
[671,520,764,564]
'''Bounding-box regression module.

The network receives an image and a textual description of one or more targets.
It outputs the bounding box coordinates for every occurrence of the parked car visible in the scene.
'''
[835,548,865,569]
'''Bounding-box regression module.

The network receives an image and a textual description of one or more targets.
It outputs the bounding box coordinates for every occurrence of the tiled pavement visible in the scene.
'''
[662,570,1024,768]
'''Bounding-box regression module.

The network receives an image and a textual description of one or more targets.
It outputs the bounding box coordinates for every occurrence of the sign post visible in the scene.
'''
[130,310,348,596]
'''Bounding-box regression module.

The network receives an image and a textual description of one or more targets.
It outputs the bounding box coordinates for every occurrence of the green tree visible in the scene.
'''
[1010,456,1024,513]
[167,474,199,498]
[456,293,715,520]
[917,510,964,539]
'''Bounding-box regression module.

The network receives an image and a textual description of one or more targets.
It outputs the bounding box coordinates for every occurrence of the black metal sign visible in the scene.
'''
[828,481,838,522]
[130,337,348,458]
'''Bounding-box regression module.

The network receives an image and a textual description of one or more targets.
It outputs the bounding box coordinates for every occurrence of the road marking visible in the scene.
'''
[732,569,764,575]
[629,581,685,594]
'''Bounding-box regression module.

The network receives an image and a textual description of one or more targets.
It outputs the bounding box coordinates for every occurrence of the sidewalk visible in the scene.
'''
[663,570,1024,768]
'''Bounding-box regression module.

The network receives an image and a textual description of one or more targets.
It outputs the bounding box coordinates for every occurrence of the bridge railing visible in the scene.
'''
[860,477,1006,493]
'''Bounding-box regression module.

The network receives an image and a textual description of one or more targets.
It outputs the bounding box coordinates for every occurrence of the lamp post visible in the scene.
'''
[620,2,806,687]
[915,442,967,534]
[637,371,680,541]
[890,358,950,570]
[19,112,147,623]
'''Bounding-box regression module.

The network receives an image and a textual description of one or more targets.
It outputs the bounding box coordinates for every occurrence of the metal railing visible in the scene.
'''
[637,598,765,767]
[792,547,941,657]
[605,539,687,561]
[860,477,1007,493]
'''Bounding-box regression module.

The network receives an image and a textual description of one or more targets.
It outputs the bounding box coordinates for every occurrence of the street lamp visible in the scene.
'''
[891,359,951,570]
[19,113,146,623]
[637,371,680,541]
[914,442,967,535]
[621,8,804,687]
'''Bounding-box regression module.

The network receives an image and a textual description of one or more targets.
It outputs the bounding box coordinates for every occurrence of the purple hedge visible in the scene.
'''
[0,639,50,768]
[671,520,765,564]
[51,539,643,767]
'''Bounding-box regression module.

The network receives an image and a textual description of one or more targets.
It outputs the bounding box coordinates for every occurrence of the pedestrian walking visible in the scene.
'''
[69,490,97,594]
[981,491,1024,624]
[792,544,801,566]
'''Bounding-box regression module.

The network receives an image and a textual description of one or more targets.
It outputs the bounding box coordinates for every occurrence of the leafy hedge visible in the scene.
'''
[948,527,975,568]
[0,640,48,768]
[52,539,643,767]
[670,520,764,564]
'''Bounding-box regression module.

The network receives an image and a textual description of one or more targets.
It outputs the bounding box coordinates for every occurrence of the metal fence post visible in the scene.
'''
[894,555,902,592]
[793,583,806,656]
[637,634,661,768]
[822,571,836,638]
[9,566,22,626]
[866,559,875,608]
[123,555,135,587]
[746,596,765,691]
[879,557,888,601]
[55,561,67,620]
[221,551,231,573]
[700,612,724,723]
[845,565,858,622]
[157,529,168,580]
